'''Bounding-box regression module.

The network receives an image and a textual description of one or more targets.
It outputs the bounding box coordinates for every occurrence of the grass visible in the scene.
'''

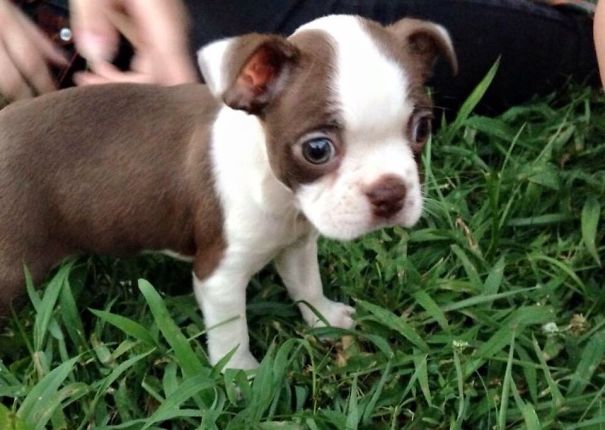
[1,72,604,429]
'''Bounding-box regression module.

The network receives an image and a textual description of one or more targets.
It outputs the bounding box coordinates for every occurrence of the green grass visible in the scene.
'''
[1,76,604,429]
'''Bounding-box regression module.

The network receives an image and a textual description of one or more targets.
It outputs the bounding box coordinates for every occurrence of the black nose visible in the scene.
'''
[365,176,407,219]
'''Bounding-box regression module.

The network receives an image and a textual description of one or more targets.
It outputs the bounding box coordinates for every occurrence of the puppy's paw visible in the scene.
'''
[303,299,356,329]
[225,350,260,371]
[212,348,260,371]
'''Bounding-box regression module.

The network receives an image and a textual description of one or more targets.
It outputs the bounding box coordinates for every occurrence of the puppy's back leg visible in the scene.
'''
[0,243,68,319]
[0,266,30,319]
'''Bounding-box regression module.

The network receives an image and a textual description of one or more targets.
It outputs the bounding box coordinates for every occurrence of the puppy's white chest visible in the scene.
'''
[211,107,309,266]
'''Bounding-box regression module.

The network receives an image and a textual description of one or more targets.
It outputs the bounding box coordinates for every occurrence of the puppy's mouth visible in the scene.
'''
[310,213,414,242]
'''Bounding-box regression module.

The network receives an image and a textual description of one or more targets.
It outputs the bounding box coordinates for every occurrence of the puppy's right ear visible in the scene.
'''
[198,34,300,115]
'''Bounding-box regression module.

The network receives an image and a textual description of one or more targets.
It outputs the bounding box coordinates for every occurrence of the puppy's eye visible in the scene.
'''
[414,116,432,143]
[301,137,335,165]
[408,111,433,150]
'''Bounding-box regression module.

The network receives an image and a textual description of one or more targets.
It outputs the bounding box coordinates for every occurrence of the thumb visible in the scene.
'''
[70,0,119,64]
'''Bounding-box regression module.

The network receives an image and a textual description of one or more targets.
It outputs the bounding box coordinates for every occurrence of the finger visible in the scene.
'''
[90,61,152,83]
[73,71,111,86]
[70,0,119,63]
[155,53,198,85]
[75,62,152,85]
[104,7,142,48]
[74,71,151,85]
[125,0,190,50]
[1,21,56,95]
[0,43,34,100]
[14,10,67,66]
[123,0,197,84]
[130,52,152,74]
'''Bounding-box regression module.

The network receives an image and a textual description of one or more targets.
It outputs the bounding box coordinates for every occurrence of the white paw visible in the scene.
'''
[303,298,356,329]
[211,348,260,371]
[227,351,260,371]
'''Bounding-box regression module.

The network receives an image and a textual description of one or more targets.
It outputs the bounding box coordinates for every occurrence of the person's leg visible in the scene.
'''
[185,0,597,114]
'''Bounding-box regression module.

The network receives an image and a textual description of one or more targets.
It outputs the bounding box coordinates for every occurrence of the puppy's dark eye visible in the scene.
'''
[414,117,431,143]
[301,137,335,165]
[408,111,433,150]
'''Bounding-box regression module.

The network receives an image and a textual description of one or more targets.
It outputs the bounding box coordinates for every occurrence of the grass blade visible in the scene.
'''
[357,300,428,351]
[142,375,215,429]
[567,329,605,396]
[511,380,541,430]
[412,290,449,331]
[483,257,505,298]
[581,197,601,266]
[444,59,500,144]
[362,360,392,424]
[138,279,206,377]
[32,263,73,351]
[413,351,432,406]
[0,403,27,430]
[532,336,564,408]
[90,309,158,347]
[497,330,515,429]
[345,375,359,430]
[17,357,77,430]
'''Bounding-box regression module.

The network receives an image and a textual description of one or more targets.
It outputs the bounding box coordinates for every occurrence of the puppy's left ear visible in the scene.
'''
[388,18,458,82]
[198,34,300,115]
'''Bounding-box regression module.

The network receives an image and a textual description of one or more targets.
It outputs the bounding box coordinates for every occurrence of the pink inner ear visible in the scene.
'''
[238,47,277,95]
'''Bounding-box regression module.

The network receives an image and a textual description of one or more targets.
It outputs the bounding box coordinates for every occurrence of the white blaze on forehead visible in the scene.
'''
[294,15,410,134]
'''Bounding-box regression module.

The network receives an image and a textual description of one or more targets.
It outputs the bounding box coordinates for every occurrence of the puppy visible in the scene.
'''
[0,15,456,369]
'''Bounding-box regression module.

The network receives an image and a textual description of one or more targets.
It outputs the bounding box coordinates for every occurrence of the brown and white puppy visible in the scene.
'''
[0,15,456,369]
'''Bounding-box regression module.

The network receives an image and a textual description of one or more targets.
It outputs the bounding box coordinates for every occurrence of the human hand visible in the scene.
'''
[0,0,67,101]
[595,1,605,87]
[70,0,198,86]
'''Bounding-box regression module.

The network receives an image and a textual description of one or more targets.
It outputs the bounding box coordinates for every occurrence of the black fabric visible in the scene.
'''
[185,0,598,114]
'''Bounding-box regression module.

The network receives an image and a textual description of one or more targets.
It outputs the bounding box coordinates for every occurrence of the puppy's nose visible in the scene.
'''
[365,176,407,219]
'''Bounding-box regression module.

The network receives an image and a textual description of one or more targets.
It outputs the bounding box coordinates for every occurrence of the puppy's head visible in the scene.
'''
[198,15,457,240]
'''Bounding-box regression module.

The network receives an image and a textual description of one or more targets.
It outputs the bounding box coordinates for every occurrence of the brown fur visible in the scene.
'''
[223,34,300,114]
[0,83,224,317]
[361,18,457,107]
[264,30,341,188]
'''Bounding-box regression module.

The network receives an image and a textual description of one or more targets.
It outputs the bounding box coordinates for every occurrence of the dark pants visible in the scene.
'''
[185,0,598,114]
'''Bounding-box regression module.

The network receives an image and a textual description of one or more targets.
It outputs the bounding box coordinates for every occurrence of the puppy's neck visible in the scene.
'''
[211,106,299,218]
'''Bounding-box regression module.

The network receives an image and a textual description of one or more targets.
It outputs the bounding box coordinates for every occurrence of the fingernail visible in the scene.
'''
[77,32,115,64]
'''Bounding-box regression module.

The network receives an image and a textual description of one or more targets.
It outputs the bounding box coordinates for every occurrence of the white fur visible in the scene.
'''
[297,139,422,240]
[194,107,326,369]
[296,16,410,134]
[293,16,423,240]
[197,38,235,97]
[275,232,355,328]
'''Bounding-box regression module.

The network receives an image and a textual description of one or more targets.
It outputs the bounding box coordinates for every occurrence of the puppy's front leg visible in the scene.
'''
[193,269,259,370]
[275,233,355,329]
